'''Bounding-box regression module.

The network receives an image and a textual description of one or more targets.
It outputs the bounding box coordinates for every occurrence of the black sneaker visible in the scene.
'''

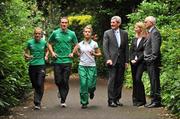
[81,104,87,109]
[108,102,118,107]
[61,103,67,108]
[90,92,94,100]
[136,102,146,107]
[115,101,123,106]
[34,105,41,110]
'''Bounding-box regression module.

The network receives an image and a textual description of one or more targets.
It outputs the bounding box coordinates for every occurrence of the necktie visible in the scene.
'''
[115,30,121,47]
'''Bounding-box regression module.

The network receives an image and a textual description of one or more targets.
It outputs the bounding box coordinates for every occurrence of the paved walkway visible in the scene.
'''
[0,74,172,119]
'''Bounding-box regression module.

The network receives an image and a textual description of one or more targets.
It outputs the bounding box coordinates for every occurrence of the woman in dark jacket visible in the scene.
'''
[130,22,147,107]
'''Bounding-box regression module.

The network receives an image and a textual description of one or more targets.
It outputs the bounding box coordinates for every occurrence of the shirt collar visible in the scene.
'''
[114,28,120,33]
[83,39,92,44]
[149,26,155,33]
[60,28,68,33]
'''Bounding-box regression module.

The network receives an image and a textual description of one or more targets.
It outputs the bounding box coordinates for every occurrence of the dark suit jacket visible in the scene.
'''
[103,29,129,66]
[130,37,145,64]
[144,27,162,65]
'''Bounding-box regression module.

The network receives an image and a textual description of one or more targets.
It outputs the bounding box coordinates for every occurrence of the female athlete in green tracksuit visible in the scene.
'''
[73,25,101,109]
[24,27,49,110]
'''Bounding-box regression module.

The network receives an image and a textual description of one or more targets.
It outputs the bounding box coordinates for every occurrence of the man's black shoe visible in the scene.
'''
[108,102,118,107]
[146,102,162,108]
[145,102,153,107]
[115,101,123,106]
[81,104,87,109]
[136,102,146,107]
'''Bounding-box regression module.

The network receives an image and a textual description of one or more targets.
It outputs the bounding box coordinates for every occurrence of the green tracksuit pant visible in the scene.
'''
[78,65,97,105]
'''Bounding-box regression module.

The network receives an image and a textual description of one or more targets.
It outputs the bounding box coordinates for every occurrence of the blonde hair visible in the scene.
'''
[34,27,43,34]
[83,24,93,32]
[135,22,147,38]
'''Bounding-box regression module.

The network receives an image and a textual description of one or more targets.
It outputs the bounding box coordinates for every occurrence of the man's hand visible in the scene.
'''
[106,60,113,65]
[24,55,33,61]
[125,63,128,69]
[131,60,136,64]
[45,55,48,61]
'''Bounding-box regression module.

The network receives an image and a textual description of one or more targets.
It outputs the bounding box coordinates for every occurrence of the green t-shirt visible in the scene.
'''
[48,28,78,63]
[26,38,47,66]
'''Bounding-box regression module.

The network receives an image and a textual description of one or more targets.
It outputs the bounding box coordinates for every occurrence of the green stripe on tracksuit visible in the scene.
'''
[78,65,97,105]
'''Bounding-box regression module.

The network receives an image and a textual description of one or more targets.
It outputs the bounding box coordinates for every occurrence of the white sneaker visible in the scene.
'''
[34,105,41,110]
[61,103,67,108]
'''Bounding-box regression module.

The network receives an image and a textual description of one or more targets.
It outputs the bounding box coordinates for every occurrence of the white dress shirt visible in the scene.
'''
[137,37,142,47]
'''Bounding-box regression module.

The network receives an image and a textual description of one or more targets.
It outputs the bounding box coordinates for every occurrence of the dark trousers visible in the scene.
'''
[107,63,125,103]
[146,62,161,103]
[29,65,46,106]
[54,63,71,103]
[131,62,146,104]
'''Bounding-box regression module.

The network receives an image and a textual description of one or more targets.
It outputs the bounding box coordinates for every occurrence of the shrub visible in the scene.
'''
[0,0,43,114]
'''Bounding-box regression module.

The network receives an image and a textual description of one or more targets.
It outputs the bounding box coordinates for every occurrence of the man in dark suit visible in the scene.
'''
[144,16,162,108]
[103,16,129,107]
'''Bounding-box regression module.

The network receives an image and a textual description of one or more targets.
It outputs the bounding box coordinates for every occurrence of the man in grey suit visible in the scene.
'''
[103,16,129,107]
[144,16,162,108]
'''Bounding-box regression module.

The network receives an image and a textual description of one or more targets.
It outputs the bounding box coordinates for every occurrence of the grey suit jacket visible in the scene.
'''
[144,27,162,65]
[103,29,129,66]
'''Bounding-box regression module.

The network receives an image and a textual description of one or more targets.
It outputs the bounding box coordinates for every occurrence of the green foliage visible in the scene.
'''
[127,0,180,116]
[68,15,92,26]
[68,15,93,41]
[35,0,143,39]
[0,0,43,115]
[160,27,180,116]
[96,53,107,76]
[127,1,169,39]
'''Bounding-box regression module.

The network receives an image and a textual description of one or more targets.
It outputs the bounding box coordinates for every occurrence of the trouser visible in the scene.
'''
[54,63,71,103]
[108,63,125,104]
[146,62,161,103]
[28,65,46,106]
[131,62,146,104]
[78,65,97,105]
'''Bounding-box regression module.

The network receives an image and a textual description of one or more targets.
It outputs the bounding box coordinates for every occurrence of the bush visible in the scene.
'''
[0,0,43,114]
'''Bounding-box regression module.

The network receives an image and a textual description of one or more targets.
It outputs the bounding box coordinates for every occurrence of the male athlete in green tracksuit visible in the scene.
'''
[48,17,78,107]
